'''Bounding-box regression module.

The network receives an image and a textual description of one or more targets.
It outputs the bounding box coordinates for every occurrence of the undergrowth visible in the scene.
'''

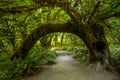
[109,45,120,75]
[51,46,74,51]
[0,48,57,80]
[72,45,120,75]
[72,47,88,62]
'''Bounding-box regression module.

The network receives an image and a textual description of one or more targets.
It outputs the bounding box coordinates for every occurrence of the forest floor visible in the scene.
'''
[25,51,119,80]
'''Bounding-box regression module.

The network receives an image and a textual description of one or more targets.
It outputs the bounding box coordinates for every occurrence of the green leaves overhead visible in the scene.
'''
[0,0,120,52]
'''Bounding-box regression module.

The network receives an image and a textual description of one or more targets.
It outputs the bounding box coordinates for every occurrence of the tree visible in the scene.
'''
[60,33,65,46]
[40,34,53,47]
[1,0,120,65]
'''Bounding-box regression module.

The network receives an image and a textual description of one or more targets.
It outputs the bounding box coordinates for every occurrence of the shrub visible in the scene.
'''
[0,48,57,80]
[72,47,88,62]
[109,45,120,75]
[66,46,74,51]
[109,45,120,59]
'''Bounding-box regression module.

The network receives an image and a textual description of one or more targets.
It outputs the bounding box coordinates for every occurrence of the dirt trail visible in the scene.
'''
[26,51,119,80]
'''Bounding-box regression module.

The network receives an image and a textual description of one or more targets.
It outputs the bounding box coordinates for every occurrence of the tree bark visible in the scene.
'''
[90,24,110,64]
[71,23,110,64]
[10,22,110,66]
[54,34,58,46]
[61,33,65,46]
[83,25,109,64]
[40,35,50,47]
[73,36,77,46]
[10,22,74,60]
[47,36,53,47]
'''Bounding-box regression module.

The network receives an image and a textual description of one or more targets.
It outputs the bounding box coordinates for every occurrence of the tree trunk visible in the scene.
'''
[73,36,77,46]
[84,25,110,64]
[10,22,110,66]
[91,24,110,64]
[47,36,52,47]
[86,38,110,64]
[40,36,48,47]
[54,34,58,46]
[73,24,110,64]
[61,33,65,46]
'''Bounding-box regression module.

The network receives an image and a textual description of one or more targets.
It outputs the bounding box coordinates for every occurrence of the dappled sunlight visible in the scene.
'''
[50,47,57,51]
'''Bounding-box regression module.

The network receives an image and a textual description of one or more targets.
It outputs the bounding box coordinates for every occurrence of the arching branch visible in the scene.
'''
[0,3,45,14]
[98,1,120,20]
[10,22,74,60]
[99,12,120,20]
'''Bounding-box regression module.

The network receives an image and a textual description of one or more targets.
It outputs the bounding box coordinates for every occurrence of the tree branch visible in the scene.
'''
[113,12,120,17]
[99,12,120,20]
[87,1,101,26]
[99,1,120,20]
[1,1,83,25]
[49,1,82,24]
[0,4,45,14]
[10,22,74,60]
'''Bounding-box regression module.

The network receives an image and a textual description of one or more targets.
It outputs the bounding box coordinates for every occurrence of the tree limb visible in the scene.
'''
[99,1,120,20]
[0,4,44,14]
[99,12,120,20]
[10,22,74,60]
[87,1,101,26]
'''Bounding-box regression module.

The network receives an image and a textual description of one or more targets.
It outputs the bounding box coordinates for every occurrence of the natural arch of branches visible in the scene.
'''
[8,0,120,67]
[11,21,109,64]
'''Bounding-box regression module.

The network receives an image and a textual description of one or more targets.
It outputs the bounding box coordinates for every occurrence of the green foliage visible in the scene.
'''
[109,45,120,59]
[66,46,74,51]
[28,48,57,65]
[0,48,57,80]
[106,18,120,44]
[0,0,120,78]
[72,47,88,62]
[109,45,120,74]
[52,46,74,51]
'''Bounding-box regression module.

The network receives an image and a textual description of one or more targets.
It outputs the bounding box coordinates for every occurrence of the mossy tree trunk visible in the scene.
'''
[10,22,110,66]
[10,22,74,60]
[10,1,113,65]
[82,34,110,64]
[60,33,65,46]
[82,25,109,64]
[54,34,59,46]
[40,35,51,47]
[89,24,110,64]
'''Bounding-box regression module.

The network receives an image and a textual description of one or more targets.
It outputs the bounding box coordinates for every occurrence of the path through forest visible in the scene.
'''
[26,51,119,80]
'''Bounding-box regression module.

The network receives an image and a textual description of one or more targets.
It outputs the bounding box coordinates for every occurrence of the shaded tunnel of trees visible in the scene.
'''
[0,0,120,77]
[8,0,120,65]
[11,21,109,65]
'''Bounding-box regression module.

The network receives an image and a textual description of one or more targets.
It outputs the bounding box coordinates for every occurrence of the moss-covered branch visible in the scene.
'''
[0,3,45,14]
[10,22,74,60]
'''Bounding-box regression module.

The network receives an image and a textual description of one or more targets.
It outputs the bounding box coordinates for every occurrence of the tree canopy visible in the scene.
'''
[0,0,120,62]
[0,0,120,79]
